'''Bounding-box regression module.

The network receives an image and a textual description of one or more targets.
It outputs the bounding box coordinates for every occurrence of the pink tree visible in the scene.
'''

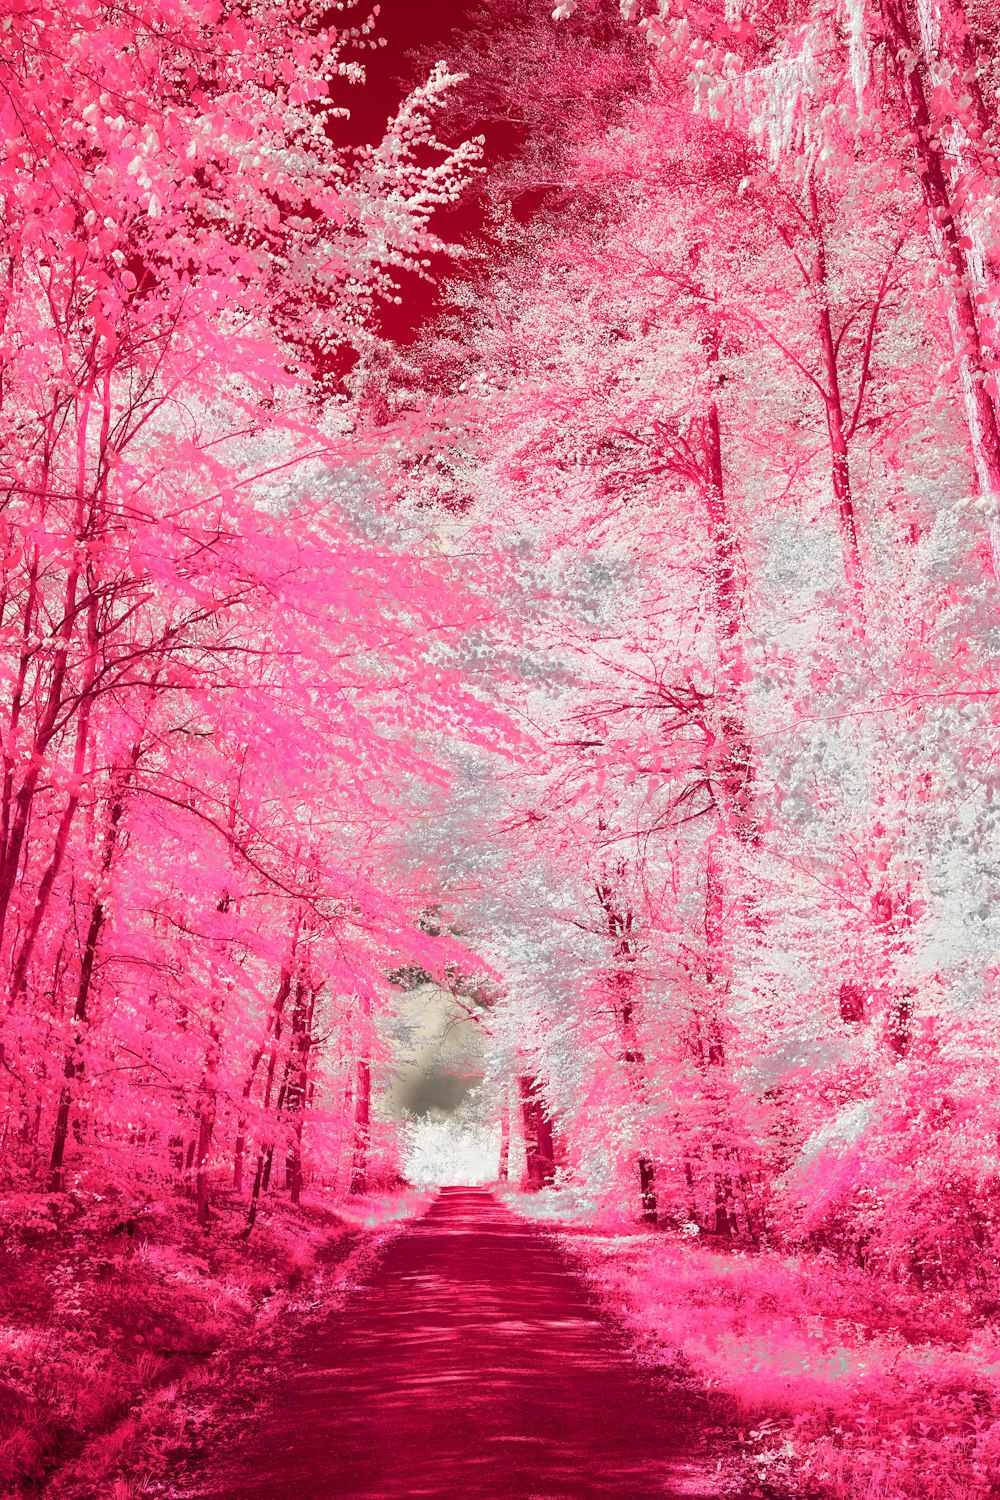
[0,0,515,1210]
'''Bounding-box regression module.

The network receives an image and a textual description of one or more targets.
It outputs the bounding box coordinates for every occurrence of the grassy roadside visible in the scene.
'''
[507,1191,1000,1500]
[0,1184,430,1500]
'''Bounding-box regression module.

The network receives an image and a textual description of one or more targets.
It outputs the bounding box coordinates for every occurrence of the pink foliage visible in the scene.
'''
[2,0,1000,1494]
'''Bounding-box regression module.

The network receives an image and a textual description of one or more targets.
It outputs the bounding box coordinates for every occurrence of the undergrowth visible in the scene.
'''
[0,1182,427,1499]
[539,1204,1000,1500]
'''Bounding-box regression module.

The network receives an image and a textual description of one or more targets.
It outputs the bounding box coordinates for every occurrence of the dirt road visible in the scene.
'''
[199,1187,716,1499]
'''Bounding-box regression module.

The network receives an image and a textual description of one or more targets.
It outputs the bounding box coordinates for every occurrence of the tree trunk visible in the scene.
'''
[234,964,293,1192]
[517,1074,556,1190]
[47,898,105,1191]
[195,1090,216,1229]
[497,1086,510,1182]
[245,1149,267,1236]
[0,462,92,951]
[348,992,373,1196]
[245,1031,286,1234]
[335,1064,355,1192]
[712,1153,737,1237]
[806,178,866,613]
[683,1156,698,1225]
[698,848,741,1236]
[348,1054,371,1196]
[697,317,758,841]
[262,1073,288,1195]
[880,0,1000,574]
[285,976,317,1206]
[595,872,657,1223]
[1,542,41,872]
[47,762,135,1191]
[194,1011,222,1229]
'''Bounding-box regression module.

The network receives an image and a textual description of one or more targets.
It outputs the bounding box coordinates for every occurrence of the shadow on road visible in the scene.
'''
[199,1187,717,1499]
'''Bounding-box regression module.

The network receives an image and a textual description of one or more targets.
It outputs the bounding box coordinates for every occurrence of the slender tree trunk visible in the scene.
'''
[262,1073,289,1194]
[232,1129,246,1195]
[347,992,373,1196]
[10,582,101,1000]
[683,1156,698,1224]
[595,873,657,1223]
[880,0,1000,573]
[184,1137,196,1194]
[285,976,317,1206]
[47,759,136,1191]
[497,1086,510,1182]
[334,1063,355,1193]
[48,899,105,1191]
[806,178,866,612]
[712,1153,737,1237]
[700,847,738,1237]
[1,542,40,869]
[1,376,118,973]
[245,1023,285,1234]
[818,319,864,605]
[195,1011,222,1229]
[348,1055,371,1196]
[0,385,95,951]
[245,1151,267,1235]
[248,1078,288,1235]
[195,1095,216,1228]
[700,329,758,841]
[233,963,293,1192]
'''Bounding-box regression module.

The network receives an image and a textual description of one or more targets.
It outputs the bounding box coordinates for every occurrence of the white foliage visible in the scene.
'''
[843,0,870,109]
[403,1117,500,1184]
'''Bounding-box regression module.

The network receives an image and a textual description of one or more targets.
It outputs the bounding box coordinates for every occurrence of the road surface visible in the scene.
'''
[200,1187,716,1499]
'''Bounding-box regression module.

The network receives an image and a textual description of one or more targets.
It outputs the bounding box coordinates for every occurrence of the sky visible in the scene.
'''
[336,0,472,147]
[338,0,480,342]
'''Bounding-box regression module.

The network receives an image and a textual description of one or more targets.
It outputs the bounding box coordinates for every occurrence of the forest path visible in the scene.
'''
[198,1187,717,1500]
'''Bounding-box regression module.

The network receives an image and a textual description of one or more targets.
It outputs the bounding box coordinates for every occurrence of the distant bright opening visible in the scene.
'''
[404,1116,500,1185]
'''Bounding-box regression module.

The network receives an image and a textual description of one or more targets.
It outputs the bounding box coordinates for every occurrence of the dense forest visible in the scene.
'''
[0,1,999,1496]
